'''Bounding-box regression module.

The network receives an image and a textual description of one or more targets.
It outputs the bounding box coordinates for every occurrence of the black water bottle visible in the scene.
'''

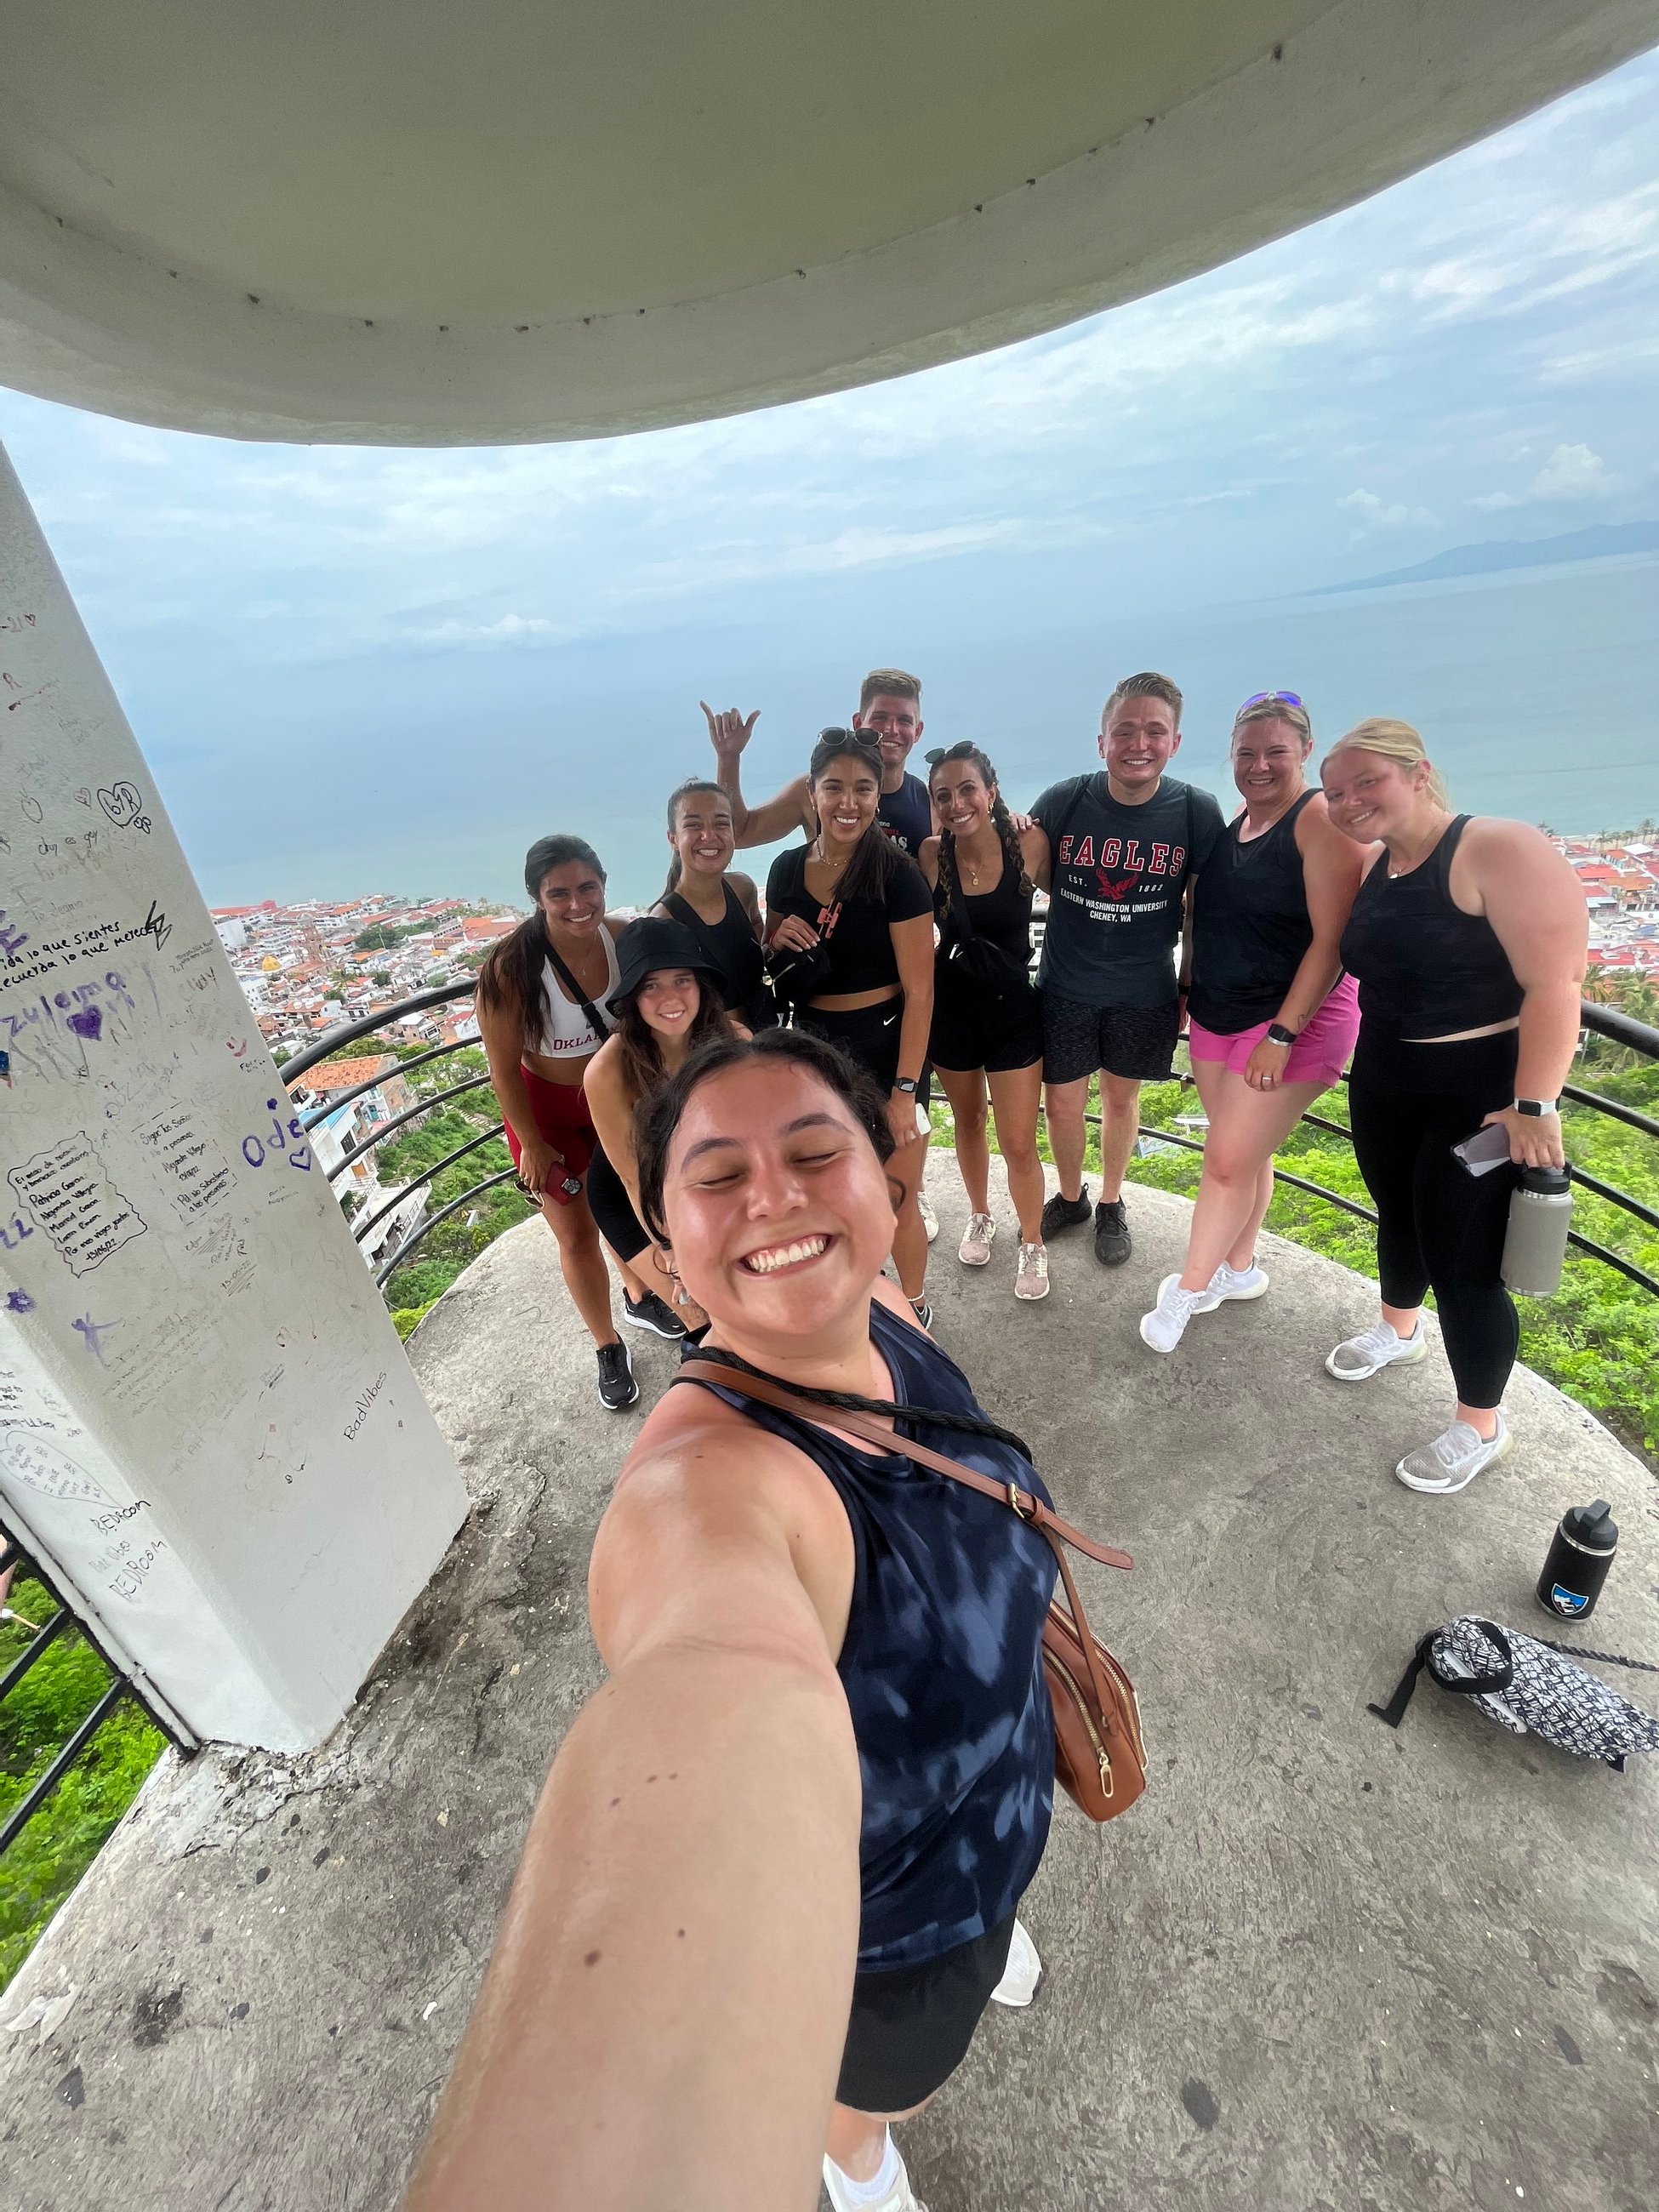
[1536,1499,1618,1622]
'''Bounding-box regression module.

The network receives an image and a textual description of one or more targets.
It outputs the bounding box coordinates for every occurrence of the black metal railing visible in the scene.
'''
[1085,995,1659,1297]
[284,972,1659,1308]
[0,1532,188,1863]
[281,979,519,1286]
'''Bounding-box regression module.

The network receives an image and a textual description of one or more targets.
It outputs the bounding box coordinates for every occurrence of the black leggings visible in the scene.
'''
[1347,1029,1519,1410]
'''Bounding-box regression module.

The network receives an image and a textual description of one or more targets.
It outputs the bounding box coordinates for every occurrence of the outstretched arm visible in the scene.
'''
[703,702,816,847]
[403,1418,862,2212]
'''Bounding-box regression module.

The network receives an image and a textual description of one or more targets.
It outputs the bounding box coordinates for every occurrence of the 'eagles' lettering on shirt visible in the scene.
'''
[1058,835,1189,878]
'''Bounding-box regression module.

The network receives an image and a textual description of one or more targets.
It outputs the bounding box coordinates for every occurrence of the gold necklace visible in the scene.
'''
[1387,812,1450,878]
[810,840,849,875]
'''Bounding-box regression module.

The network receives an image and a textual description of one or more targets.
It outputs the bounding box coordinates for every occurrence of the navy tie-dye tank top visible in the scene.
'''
[693,1299,1058,1971]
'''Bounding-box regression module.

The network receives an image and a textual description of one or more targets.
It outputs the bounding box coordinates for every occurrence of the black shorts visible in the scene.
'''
[796,999,905,1093]
[836,1913,1016,2114]
[584,1143,648,1263]
[1041,990,1181,1086]
[930,979,1044,1077]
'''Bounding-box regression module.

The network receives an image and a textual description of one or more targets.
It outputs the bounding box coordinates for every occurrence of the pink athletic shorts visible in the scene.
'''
[1187,976,1360,1087]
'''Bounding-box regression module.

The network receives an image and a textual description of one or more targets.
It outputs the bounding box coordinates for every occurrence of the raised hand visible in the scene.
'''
[700,703,761,757]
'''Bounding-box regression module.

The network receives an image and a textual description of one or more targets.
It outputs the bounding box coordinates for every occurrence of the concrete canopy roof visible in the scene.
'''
[1,1,1656,447]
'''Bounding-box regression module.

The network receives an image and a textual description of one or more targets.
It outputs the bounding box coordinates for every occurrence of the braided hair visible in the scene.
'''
[927,743,1031,916]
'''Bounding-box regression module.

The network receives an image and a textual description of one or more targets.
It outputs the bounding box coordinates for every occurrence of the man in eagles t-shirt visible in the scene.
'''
[700,668,933,854]
[1031,672,1224,1268]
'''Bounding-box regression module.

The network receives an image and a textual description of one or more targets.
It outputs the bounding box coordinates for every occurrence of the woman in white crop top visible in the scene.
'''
[476,835,689,1411]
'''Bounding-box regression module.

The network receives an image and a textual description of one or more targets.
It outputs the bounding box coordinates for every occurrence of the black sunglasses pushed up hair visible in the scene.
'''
[923,741,978,766]
[818,725,883,753]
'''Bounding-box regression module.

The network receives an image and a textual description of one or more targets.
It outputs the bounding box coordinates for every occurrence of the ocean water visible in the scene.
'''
[183,550,1659,908]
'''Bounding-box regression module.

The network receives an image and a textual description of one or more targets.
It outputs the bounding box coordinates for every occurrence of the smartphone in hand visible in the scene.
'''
[1452,1124,1514,1177]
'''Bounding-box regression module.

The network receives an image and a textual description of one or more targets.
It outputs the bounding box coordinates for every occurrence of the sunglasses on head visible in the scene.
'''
[1237,690,1304,713]
[924,742,978,766]
[818,725,883,753]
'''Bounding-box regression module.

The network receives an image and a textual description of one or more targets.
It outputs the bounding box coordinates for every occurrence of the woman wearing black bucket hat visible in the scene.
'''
[584,917,747,1326]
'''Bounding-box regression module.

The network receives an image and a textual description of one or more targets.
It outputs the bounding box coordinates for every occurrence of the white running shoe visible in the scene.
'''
[916,1189,940,1244]
[959,1213,995,1266]
[1395,1411,1511,1494]
[823,2133,929,2212]
[1325,1319,1428,1382]
[1015,1242,1050,1301]
[1138,1272,1221,1354]
[1211,1260,1269,1302]
[989,1916,1043,2008]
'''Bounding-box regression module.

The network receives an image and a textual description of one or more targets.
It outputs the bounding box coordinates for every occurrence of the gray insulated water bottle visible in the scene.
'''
[1501,1165,1572,1296]
[1537,1499,1617,1622]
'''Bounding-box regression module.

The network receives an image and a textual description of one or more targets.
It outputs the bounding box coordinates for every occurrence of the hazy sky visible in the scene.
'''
[3,48,1656,908]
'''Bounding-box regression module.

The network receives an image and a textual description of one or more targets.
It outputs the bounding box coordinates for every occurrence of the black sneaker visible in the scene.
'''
[1092,1199,1132,1268]
[1040,1185,1092,1238]
[623,1288,687,1340]
[596,1340,640,1411]
[909,1297,933,1331]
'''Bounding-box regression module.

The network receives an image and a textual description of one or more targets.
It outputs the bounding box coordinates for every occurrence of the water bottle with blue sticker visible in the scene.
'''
[1536,1499,1617,1622]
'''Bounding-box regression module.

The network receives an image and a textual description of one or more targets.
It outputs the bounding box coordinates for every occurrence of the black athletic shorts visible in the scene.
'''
[836,1913,1016,2114]
[796,998,905,1094]
[1041,990,1181,1086]
[930,979,1044,1076]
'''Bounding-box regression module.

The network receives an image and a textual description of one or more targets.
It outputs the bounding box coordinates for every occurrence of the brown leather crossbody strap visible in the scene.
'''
[676,1358,1132,1572]
[676,1359,1130,1728]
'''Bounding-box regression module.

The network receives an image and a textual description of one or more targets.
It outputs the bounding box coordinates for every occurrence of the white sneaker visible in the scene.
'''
[1395,1411,1511,1494]
[989,1916,1043,2008]
[1211,1259,1269,1301]
[1138,1272,1221,1354]
[958,1213,995,1266]
[823,2132,929,2212]
[916,1189,939,1244]
[1325,1319,1428,1382]
[1014,1242,1050,1301]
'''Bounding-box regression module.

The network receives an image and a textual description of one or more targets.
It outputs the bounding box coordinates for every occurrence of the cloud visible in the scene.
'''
[411,613,567,647]
[1340,489,1438,531]
[1531,441,1619,499]
[1473,441,1622,509]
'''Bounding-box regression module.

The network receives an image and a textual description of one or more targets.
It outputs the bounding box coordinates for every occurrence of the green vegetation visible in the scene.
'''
[377,1047,534,1320]
[0,1574,168,1990]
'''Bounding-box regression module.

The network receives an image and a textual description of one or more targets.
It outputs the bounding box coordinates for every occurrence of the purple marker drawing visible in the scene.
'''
[66,1006,103,1042]
[4,1288,34,1314]
[71,1313,120,1364]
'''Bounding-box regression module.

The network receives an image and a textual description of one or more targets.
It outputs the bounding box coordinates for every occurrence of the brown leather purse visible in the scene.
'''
[678,1360,1147,1823]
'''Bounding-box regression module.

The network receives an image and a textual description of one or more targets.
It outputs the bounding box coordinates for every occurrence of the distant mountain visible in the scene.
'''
[1312,520,1659,596]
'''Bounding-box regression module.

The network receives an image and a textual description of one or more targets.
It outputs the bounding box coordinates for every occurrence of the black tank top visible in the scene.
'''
[1188,792,1316,1034]
[934,842,1035,972]
[1339,815,1523,1041]
[664,882,772,1029]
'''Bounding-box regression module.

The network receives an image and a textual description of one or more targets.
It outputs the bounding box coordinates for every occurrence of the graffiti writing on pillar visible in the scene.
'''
[3,671,57,717]
[0,909,28,965]
[97,782,154,835]
[242,1098,313,1173]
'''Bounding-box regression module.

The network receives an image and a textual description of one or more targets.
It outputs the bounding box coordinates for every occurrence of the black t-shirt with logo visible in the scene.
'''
[1031,772,1225,1008]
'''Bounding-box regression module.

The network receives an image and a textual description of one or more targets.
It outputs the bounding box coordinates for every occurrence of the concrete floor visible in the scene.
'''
[2,1155,1656,2212]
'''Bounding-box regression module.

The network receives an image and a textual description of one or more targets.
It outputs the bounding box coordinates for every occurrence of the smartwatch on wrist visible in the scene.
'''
[1513,1097,1559,1117]
[1265,1023,1298,1049]
[892,1076,918,1097]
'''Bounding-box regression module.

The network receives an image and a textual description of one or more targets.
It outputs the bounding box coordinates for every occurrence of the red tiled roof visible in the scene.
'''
[300,1053,398,1092]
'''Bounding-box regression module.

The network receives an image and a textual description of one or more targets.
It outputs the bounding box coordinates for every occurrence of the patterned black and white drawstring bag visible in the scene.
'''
[1370,1616,1659,1770]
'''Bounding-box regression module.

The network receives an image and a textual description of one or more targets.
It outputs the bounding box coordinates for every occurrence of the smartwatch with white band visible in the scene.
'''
[1513,1097,1559,1117]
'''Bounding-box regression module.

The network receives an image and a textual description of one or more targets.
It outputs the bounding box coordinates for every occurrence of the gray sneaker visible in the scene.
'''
[1325,1320,1427,1382]
[1395,1411,1511,1494]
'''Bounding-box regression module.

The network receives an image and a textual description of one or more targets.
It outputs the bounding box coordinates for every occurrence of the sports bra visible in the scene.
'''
[533,927,621,1058]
